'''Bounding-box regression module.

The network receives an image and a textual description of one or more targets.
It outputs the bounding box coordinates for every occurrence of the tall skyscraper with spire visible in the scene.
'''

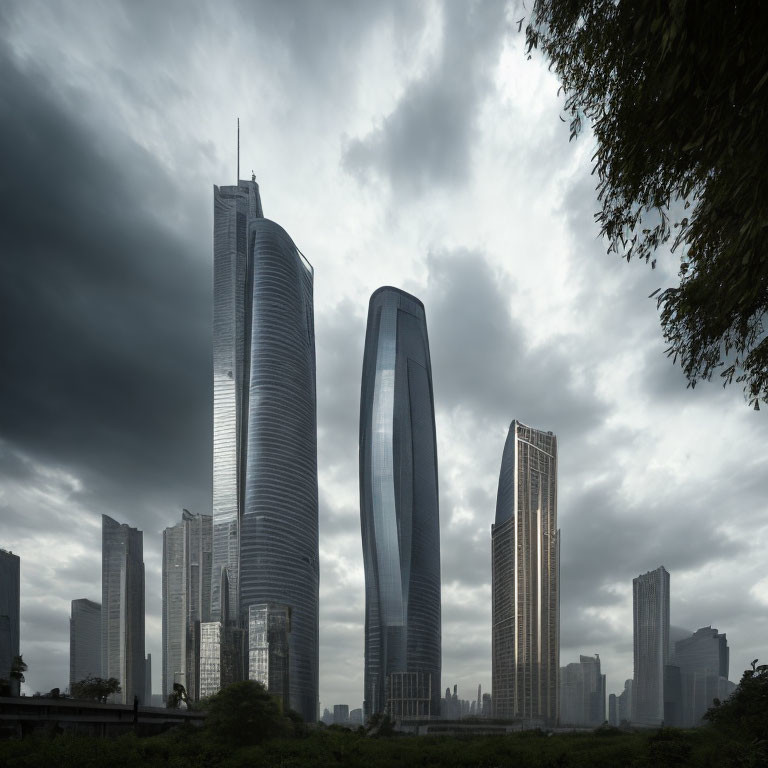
[101,515,145,704]
[492,421,559,723]
[212,175,318,722]
[359,287,441,721]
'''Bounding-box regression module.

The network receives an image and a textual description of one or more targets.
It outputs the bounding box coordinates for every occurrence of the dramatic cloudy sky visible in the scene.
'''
[1,0,766,711]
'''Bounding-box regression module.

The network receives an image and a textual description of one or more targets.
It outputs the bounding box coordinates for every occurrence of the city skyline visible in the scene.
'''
[1,0,767,712]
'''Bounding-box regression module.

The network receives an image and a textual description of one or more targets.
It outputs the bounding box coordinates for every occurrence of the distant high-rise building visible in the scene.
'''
[673,626,733,726]
[333,704,349,724]
[213,177,318,722]
[559,654,606,727]
[632,566,670,726]
[162,510,212,701]
[101,515,145,704]
[248,603,291,710]
[608,693,618,726]
[492,421,559,723]
[348,707,363,725]
[69,598,101,688]
[0,549,20,695]
[482,692,492,717]
[145,653,152,704]
[360,287,441,721]
[617,679,633,724]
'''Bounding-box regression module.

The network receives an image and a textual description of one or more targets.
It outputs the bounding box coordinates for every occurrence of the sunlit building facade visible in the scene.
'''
[248,603,290,710]
[360,287,441,720]
[69,598,101,688]
[212,178,318,721]
[101,515,145,704]
[162,510,212,702]
[632,565,670,726]
[492,422,559,724]
[199,569,244,699]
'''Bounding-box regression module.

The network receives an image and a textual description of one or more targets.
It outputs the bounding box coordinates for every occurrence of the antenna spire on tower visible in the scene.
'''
[237,117,240,184]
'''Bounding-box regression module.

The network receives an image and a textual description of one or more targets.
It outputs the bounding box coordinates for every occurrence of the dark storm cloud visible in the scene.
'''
[0,44,211,526]
[420,247,608,434]
[342,0,509,195]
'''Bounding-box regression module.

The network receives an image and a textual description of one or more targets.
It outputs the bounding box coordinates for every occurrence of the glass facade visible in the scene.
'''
[632,565,670,726]
[0,549,20,695]
[360,287,441,720]
[212,180,263,622]
[213,180,318,722]
[101,515,145,704]
[248,603,290,710]
[387,670,434,720]
[69,598,101,688]
[492,421,559,723]
[199,621,222,699]
[162,510,212,702]
[199,569,244,699]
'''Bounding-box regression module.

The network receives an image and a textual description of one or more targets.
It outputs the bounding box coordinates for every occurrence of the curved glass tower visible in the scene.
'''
[492,421,559,724]
[213,179,318,722]
[359,287,441,720]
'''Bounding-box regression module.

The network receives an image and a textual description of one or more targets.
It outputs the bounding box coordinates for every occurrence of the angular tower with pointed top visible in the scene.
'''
[491,421,559,724]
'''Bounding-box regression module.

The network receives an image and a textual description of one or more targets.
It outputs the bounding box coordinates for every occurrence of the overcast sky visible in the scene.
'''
[1,0,766,712]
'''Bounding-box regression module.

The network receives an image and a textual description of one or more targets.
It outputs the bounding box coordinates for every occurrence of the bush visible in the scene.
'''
[203,680,291,747]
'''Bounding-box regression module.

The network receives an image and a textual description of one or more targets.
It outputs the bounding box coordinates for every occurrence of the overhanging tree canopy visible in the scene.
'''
[525,1,768,407]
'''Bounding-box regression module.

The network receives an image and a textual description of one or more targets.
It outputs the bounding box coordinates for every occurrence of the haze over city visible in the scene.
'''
[1,0,766,717]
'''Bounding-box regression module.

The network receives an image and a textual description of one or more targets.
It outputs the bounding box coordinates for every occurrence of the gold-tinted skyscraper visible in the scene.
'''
[491,421,559,723]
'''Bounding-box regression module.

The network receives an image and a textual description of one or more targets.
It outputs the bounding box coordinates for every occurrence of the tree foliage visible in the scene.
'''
[705,659,768,742]
[167,682,193,710]
[70,675,122,703]
[525,2,768,407]
[203,680,290,747]
[10,654,27,684]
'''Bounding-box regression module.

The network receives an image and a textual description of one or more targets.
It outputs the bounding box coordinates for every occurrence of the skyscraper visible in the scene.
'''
[673,626,733,726]
[0,549,20,695]
[144,653,152,704]
[101,514,145,704]
[213,177,318,721]
[162,509,212,701]
[618,679,633,724]
[559,654,606,727]
[632,565,670,726]
[492,421,559,723]
[359,287,441,720]
[69,598,101,688]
